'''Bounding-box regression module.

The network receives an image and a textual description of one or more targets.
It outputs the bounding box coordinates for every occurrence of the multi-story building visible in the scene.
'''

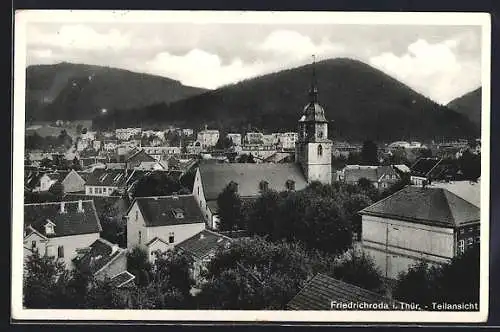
[226,133,242,146]
[115,128,142,141]
[359,186,480,279]
[244,132,264,145]
[196,129,220,148]
[277,132,298,150]
[126,194,206,261]
[23,200,102,269]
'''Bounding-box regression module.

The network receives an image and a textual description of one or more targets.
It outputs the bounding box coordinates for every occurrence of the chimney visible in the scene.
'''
[111,244,119,255]
[200,233,205,240]
[172,192,179,199]
[77,200,84,212]
[60,201,66,214]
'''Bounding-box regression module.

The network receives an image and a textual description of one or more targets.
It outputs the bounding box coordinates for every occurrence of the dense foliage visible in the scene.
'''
[196,237,385,309]
[130,172,191,198]
[394,244,480,308]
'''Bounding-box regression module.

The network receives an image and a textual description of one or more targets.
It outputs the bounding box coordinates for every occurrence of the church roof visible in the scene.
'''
[198,163,308,201]
[299,102,328,123]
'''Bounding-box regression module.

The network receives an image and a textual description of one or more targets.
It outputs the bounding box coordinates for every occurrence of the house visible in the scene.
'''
[286,273,403,310]
[226,133,242,146]
[122,149,156,169]
[115,128,142,141]
[359,186,480,280]
[176,229,232,282]
[277,132,298,150]
[393,164,411,175]
[126,194,206,261]
[196,128,220,148]
[85,169,130,196]
[72,237,128,281]
[134,160,169,171]
[410,157,461,185]
[340,165,400,189]
[23,200,102,268]
[30,170,85,193]
[142,146,181,161]
[192,163,308,229]
[244,132,264,145]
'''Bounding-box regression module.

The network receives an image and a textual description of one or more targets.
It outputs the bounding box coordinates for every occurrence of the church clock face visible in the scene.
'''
[317,128,324,139]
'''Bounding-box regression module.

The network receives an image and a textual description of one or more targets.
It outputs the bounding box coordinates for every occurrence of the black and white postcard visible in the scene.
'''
[12,10,491,323]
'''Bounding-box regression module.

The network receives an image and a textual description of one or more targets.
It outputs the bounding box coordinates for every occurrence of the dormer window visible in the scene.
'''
[318,144,323,157]
[286,179,296,191]
[172,208,184,219]
[45,220,55,235]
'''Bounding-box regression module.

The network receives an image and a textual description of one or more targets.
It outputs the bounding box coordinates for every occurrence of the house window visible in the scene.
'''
[169,232,175,243]
[135,210,139,222]
[259,180,269,192]
[58,246,64,258]
[458,239,465,254]
[31,241,36,249]
[89,187,93,194]
[459,228,464,235]
[197,186,200,196]
[318,144,323,157]
[138,231,142,244]
[468,227,473,233]
[285,179,296,191]
[173,209,184,219]
[467,237,474,246]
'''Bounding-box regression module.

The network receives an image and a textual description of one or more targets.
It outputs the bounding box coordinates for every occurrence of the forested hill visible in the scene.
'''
[447,87,482,128]
[25,62,206,122]
[98,58,478,141]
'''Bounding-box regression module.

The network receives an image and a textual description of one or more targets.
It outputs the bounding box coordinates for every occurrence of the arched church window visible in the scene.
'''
[318,144,323,157]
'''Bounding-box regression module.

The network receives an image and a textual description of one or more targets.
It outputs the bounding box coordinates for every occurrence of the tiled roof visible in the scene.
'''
[176,230,232,259]
[286,273,398,310]
[85,169,130,187]
[126,149,156,163]
[133,194,205,227]
[410,158,442,177]
[24,200,102,237]
[359,186,480,227]
[109,271,136,288]
[428,180,480,207]
[198,163,307,201]
[73,238,125,275]
[344,165,398,183]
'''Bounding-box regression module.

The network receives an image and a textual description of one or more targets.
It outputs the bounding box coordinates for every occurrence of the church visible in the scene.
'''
[192,60,333,229]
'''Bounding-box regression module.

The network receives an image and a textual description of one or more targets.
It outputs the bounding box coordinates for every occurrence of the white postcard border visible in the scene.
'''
[11,10,491,323]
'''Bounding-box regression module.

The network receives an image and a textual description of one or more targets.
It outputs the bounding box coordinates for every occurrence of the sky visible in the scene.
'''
[24,19,483,105]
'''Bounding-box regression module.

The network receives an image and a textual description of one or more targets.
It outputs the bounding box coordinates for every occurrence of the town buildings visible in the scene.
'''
[338,165,401,189]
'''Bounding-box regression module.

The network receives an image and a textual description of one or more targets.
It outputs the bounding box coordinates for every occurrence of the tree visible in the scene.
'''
[196,237,320,310]
[333,249,385,294]
[127,246,153,287]
[361,140,378,165]
[393,261,441,306]
[246,189,281,236]
[237,153,255,163]
[394,244,480,307]
[23,251,71,308]
[215,134,234,150]
[131,172,185,198]
[458,150,481,181]
[216,181,243,231]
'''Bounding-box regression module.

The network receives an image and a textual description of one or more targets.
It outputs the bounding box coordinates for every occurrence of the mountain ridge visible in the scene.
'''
[96,58,479,141]
[25,62,207,122]
[446,87,481,127]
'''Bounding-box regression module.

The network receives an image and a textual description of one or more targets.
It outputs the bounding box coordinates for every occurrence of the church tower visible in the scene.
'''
[295,56,333,184]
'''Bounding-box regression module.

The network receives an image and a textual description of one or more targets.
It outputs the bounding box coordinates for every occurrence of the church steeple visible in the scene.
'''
[295,54,332,185]
[308,55,318,104]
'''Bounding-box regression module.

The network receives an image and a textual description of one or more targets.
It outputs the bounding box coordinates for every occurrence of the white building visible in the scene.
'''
[360,186,480,279]
[277,132,298,150]
[196,129,220,148]
[226,133,242,146]
[244,132,264,145]
[142,146,181,161]
[126,195,206,262]
[23,200,102,269]
[115,128,142,141]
